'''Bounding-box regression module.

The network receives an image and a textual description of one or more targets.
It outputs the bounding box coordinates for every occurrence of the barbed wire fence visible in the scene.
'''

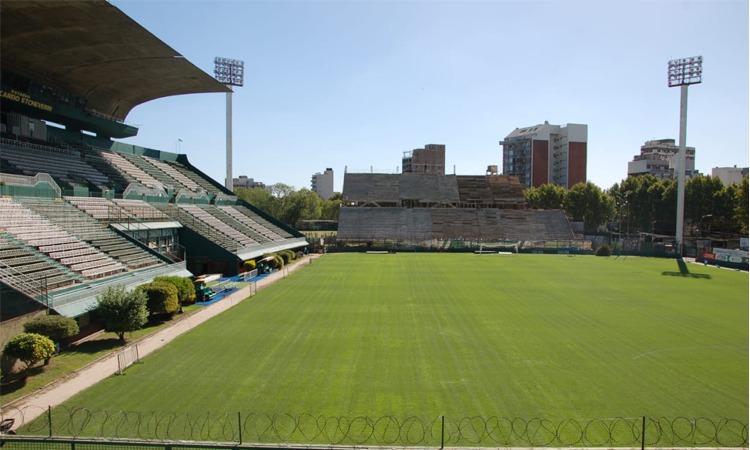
[2,406,747,447]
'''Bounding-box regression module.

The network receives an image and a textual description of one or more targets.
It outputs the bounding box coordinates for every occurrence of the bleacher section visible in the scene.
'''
[0,197,127,279]
[15,197,163,271]
[143,156,205,193]
[338,172,569,243]
[65,196,172,222]
[337,208,574,242]
[0,229,84,293]
[1,139,111,189]
[98,150,165,191]
[154,203,303,259]
[343,173,524,208]
[456,175,525,208]
[0,136,307,301]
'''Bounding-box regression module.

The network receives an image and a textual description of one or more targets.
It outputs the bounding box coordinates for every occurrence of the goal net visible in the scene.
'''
[476,241,520,254]
[116,344,140,375]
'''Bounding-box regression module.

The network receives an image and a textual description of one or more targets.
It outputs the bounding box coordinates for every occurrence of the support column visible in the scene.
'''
[675,85,688,254]
[225,89,233,191]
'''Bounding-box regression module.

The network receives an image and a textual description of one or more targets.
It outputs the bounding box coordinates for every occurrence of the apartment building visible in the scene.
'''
[627,139,696,180]
[402,144,445,175]
[311,168,334,199]
[500,122,587,189]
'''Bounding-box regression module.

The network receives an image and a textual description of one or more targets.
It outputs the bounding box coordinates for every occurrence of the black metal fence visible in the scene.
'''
[3,407,748,448]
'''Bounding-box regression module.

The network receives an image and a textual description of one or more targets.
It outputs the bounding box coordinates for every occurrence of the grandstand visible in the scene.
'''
[339,172,573,244]
[0,0,307,327]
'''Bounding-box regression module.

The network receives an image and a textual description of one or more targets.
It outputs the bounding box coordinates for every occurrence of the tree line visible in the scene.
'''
[236,174,748,237]
[235,184,341,229]
[525,174,748,236]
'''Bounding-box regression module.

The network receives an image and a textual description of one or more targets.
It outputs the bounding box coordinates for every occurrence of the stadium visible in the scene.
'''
[0,2,747,449]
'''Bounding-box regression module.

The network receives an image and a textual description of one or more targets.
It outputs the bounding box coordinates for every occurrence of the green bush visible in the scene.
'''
[274,253,285,269]
[244,259,256,270]
[278,250,294,265]
[595,244,611,257]
[3,333,56,372]
[139,281,179,316]
[23,315,79,343]
[94,285,149,342]
[263,253,284,270]
[154,276,196,305]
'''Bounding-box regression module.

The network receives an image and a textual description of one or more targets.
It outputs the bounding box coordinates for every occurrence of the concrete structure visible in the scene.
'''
[311,168,334,199]
[712,166,748,186]
[627,139,697,180]
[233,175,266,190]
[402,144,445,175]
[500,122,587,189]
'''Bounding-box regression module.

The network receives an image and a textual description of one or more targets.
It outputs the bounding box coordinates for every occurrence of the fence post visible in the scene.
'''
[641,416,646,450]
[440,415,445,449]
[238,412,243,445]
[48,405,52,438]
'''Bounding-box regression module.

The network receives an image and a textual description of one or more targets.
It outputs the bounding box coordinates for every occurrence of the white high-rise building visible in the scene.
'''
[627,139,697,180]
[311,168,334,199]
[712,166,748,185]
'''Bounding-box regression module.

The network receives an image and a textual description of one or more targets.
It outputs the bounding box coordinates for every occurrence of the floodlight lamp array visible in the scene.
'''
[214,57,245,86]
[668,56,702,87]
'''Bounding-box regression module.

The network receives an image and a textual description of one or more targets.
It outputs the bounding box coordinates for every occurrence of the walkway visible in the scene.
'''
[1,254,322,428]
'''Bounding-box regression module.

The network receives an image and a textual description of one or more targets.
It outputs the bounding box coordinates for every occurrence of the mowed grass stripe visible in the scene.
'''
[55,254,746,425]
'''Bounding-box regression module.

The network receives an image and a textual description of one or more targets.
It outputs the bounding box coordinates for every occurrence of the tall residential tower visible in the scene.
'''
[311,168,334,199]
[500,122,587,189]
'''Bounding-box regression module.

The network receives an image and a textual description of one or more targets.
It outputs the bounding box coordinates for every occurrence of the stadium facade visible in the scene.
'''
[339,172,575,246]
[0,1,306,335]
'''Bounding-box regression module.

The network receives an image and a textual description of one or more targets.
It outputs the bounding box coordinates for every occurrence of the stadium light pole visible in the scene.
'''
[214,57,244,192]
[667,56,702,255]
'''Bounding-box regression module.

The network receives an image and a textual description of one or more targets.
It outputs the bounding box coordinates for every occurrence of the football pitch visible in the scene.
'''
[44,254,748,443]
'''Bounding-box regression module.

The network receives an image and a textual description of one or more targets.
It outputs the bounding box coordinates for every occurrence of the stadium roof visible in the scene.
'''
[0,0,230,122]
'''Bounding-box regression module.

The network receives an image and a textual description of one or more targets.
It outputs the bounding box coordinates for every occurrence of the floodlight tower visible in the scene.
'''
[214,57,244,191]
[667,56,702,255]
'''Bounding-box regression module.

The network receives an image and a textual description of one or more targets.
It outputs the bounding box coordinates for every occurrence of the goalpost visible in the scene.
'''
[476,241,520,254]
[116,344,140,375]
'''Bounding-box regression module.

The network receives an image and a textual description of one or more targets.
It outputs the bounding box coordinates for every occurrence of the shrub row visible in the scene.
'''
[3,276,196,378]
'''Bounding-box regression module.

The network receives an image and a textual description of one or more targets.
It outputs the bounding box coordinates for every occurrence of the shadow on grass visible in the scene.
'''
[0,366,46,396]
[662,258,711,279]
[63,337,124,356]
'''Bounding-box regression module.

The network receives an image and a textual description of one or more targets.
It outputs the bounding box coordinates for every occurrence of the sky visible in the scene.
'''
[110,0,749,194]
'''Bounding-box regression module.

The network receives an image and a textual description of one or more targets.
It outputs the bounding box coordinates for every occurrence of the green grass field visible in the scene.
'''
[35,254,748,444]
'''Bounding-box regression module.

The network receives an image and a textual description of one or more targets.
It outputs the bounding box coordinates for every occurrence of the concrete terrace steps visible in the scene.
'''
[338,207,574,242]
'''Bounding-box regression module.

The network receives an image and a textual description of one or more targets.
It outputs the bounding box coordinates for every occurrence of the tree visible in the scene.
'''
[235,187,277,217]
[732,177,749,235]
[525,183,567,210]
[282,189,322,227]
[321,193,342,221]
[564,182,615,233]
[3,333,56,373]
[154,276,196,305]
[23,315,79,346]
[653,178,677,235]
[93,285,149,342]
[138,281,179,317]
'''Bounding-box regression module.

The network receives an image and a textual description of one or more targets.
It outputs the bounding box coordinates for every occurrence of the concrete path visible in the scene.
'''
[1,254,322,429]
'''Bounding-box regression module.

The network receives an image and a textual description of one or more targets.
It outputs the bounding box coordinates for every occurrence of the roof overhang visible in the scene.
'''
[0,0,230,122]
